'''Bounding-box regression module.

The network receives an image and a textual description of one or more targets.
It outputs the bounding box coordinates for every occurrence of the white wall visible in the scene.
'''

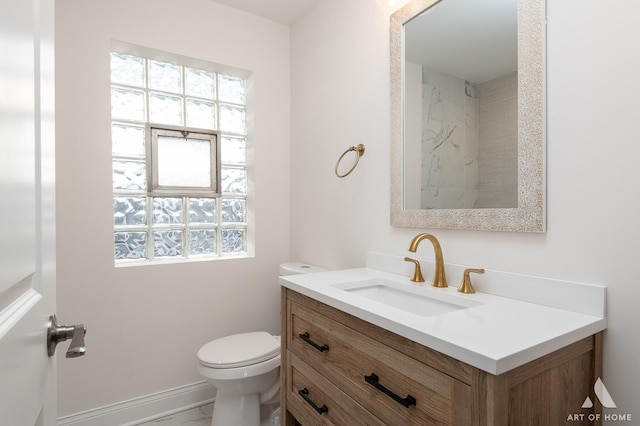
[291,0,640,420]
[55,0,291,416]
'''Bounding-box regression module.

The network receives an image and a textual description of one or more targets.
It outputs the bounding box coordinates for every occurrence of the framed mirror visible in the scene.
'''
[390,0,546,232]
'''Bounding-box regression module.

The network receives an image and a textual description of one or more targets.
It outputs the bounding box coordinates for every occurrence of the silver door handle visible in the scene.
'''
[47,315,86,358]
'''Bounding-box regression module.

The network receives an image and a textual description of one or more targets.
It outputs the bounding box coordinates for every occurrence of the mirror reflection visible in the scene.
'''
[403,0,518,209]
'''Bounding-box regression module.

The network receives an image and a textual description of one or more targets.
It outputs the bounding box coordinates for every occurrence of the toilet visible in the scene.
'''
[197,332,281,426]
[197,262,326,426]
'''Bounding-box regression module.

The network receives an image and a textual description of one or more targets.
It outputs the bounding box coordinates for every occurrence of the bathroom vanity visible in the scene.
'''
[279,253,607,425]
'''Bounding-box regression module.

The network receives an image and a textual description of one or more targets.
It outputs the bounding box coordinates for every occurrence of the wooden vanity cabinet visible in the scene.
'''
[281,288,603,426]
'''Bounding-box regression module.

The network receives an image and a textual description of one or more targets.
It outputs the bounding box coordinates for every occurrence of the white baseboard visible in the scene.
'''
[57,381,216,426]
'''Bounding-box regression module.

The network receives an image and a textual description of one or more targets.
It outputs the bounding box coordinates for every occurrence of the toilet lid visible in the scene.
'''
[198,332,280,368]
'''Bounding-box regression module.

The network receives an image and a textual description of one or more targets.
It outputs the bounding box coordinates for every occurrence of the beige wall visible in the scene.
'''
[55,0,291,416]
[291,0,640,419]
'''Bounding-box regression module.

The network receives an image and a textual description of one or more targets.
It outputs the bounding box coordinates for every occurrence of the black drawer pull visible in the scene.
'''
[299,332,329,352]
[364,373,417,408]
[299,388,329,415]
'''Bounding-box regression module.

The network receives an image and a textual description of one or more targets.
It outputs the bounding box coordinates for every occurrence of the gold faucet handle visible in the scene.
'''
[458,268,485,294]
[404,257,425,283]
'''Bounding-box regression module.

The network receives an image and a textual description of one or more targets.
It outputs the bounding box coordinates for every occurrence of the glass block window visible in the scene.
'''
[111,51,248,263]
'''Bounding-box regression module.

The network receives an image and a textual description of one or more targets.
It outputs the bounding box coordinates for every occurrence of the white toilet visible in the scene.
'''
[197,262,326,426]
[197,332,281,426]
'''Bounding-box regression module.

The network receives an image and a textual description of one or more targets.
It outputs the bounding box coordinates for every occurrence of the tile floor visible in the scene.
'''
[137,403,213,426]
[136,402,281,426]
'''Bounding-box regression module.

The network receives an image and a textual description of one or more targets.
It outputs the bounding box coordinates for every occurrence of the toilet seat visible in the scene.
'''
[198,331,280,369]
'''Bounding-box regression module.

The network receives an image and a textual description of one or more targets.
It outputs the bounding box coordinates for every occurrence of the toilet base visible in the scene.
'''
[212,392,260,426]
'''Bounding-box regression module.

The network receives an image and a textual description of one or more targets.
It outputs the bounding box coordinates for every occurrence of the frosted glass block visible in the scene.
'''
[189,229,216,255]
[189,198,216,224]
[149,93,183,125]
[186,68,215,99]
[153,230,183,257]
[152,197,183,224]
[221,168,247,194]
[148,60,182,93]
[221,136,246,164]
[113,160,146,191]
[219,74,246,104]
[221,198,245,224]
[111,53,144,87]
[220,104,246,134]
[112,124,145,157]
[157,136,211,187]
[114,197,147,225]
[115,231,147,260]
[222,229,245,254]
[111,88,145,122]
[186,99,216,130]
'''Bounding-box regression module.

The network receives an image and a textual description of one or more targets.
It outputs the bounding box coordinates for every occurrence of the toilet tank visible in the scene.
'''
[279,262,327,276]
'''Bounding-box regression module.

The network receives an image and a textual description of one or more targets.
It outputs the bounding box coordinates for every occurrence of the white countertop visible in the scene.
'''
[280,257,607,375]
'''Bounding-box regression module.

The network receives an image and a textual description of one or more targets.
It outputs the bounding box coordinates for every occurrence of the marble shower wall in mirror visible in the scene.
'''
[390,0,546,232]
[405,66,518,209]
[403,0,518,210]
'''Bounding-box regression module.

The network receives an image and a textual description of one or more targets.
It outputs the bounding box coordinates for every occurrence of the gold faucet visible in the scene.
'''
[403,257,424,282]
[407,233,448,288]
[458,268,484,294]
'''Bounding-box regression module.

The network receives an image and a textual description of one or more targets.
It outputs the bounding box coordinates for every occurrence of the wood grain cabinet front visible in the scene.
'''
[286,352,386,425]
[289,298,470,425]
[281,288,603,426]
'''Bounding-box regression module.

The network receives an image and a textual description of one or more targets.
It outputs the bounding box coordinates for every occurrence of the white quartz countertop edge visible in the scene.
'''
[279,268,607,375]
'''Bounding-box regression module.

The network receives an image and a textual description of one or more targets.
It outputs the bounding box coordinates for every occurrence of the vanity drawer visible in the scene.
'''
[288,300,471,425]
[286,351,385,426]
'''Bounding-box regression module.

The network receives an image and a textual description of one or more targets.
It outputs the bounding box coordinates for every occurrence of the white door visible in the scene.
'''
[0,0,58,424]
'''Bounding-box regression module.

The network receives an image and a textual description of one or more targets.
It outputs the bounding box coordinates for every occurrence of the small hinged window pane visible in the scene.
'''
[157,136,210,187]
[147,125,221,197]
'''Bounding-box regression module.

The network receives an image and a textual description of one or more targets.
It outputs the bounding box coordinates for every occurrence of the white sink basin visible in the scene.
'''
[332,278,480,317]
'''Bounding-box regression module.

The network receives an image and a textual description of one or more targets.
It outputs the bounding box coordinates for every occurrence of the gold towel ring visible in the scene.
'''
[335,144,365,178]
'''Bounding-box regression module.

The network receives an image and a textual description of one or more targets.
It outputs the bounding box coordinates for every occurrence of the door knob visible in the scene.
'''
[47,315,86,358]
